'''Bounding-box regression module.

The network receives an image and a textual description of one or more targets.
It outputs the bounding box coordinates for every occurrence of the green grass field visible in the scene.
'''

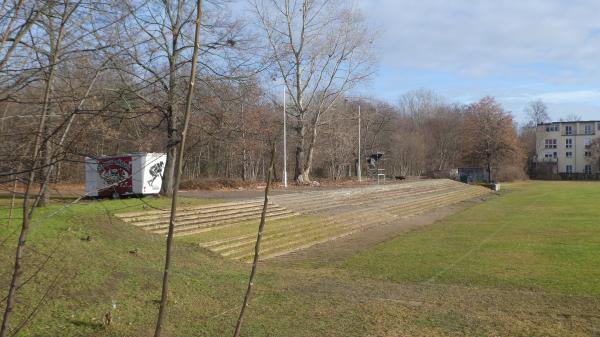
[345,181,600,295]
[1,182,600,336]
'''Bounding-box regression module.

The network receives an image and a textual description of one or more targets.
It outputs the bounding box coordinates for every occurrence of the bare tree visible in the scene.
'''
[153,0,203,335]
[0,1,85,334]
[252,0,376,183]
[31,0,84,207]
[398,89,444,127]
[563,113,582,122]
[114,0,251,196]
[424,105,464,171]
[524,100,549,126]
[0,1,43,88]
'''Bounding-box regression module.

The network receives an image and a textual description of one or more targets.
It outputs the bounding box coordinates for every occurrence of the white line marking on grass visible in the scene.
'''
[424,192,549,284]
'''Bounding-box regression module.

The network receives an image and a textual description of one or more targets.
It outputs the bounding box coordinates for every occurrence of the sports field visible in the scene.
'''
[0,181,599,336]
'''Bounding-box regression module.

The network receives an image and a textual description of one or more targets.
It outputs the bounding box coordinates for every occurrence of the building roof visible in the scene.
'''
[537,120,600,126]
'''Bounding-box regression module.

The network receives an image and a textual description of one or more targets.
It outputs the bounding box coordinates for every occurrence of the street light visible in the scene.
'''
[273,76,288,188]
[358,104,361,182]
[344,97,363,182]
[282,81,288,188]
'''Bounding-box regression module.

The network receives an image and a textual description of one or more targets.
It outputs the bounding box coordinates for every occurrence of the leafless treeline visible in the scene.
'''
[0,0,527,194]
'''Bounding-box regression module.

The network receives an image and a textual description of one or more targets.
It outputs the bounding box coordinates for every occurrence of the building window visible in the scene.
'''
[566,165,573,173]
[597,122,600,131]
[545,124,559,132]
[566,151,573,158]
[585,165,593,174]
[544,152,556,159]
[566,138,573,148]
[585,124,594,135]
[565,125,573,135]
[585,138,592,148]
[585,151,592,158]
[545,139,557,149]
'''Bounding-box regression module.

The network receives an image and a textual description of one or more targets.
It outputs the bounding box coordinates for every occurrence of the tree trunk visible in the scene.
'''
[293,122,305,183]
[36,74,57,208]
[38,131,52,207]
[486,152,492,183]
[161,124,177,197]
[35,2,72,207]
[0,24,56,331]
[294,145,304,183]
[302,121,319,182]
[160,9,183,196]
[7,172,18,228]
[0,188,33,337]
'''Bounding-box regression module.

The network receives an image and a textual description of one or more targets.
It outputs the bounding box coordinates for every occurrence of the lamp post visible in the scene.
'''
[345,97,363,182]
[271,76,288,187]
[358,104,361,182]
[282,82,288,188]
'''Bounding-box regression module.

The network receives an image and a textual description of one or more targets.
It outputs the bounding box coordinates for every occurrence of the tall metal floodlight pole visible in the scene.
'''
[358,104,361,182]
[283,82,288,188]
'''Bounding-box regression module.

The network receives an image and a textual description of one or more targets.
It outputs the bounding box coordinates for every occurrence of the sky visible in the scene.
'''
[353,0,600,124]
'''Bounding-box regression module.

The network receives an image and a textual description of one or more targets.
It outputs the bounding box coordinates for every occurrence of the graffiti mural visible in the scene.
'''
[97,156,132,195]
[147,161,164,188]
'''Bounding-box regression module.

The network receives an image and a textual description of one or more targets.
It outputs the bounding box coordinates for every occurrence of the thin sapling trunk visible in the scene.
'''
[153,1,202,336]
[233,144,276,337]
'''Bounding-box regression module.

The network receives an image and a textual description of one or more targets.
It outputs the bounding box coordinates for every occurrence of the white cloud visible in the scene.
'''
[537,90,600,104]
[357,0,600,79]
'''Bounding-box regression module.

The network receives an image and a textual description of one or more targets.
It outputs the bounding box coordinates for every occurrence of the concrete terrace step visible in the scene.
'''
[132,204,288,228]
[271,182,463,210]
[200,204,397,255]
[278,191,448,217]
[203,218,339,251]
[271,188,441,215]
[155,210,299,235]
[270,181,454,204]
[238,228,359,262]
[219,191,480,261]
[268,181,449,203]
[147,208,296,233]
[389,193,479,217]
[172,211,303,238]
[288,186,450,208]
[118,200,267,223]
[230,224,355,261]
[214,210,380,256]
[389,190,489,218]
[114,179,492,260]
[218,223,347,257]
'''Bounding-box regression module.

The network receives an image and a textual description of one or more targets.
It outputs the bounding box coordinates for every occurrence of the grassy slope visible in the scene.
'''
[0,197,252,337]
[0,182,599,336]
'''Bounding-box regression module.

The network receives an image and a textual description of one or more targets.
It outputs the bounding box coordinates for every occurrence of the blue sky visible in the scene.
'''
[353,0,600,124]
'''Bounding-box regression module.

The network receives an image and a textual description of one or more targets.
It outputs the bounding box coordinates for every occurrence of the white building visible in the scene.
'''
[535,121,600,175]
